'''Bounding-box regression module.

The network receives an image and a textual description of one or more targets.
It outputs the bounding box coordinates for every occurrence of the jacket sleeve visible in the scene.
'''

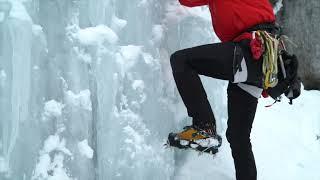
[179,0,208,7]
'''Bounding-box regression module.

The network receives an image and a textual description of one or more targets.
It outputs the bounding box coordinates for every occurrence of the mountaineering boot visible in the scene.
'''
[166,125,222,155]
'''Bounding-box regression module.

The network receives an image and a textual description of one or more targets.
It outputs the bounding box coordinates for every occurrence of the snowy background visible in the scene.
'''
[0,0,320,180]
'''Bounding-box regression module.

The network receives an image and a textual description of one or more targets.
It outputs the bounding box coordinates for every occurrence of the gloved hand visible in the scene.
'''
[285,77,302,104]
[281,50,299,82]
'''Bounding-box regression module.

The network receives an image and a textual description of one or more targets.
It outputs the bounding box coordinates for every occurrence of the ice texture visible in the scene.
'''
[0,1,319,180]
[77,139,94,159]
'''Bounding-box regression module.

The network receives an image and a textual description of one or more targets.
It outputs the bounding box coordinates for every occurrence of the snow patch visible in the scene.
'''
[8,0,32,22]
[0,69,7,87]
[32,25,44,36]
[77,139,94,159]
[43,100,64,119]
[76,25,118,46]
[138,0,148,7]
[0,1,11,22]
[132,80,145,91]
[116,45,143,76]
[73,47,92,64]
[119,45,142,61]
[111,15,127,32]
[65,89,92,111]
[0,156,9,173]
[43,135,72,156]
[0,12,4,22]
[32,135,73,180]
[151,25,164,43]
[142,52,160,70]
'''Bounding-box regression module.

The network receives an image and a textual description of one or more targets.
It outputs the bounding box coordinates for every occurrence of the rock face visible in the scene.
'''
[279,0,320,90]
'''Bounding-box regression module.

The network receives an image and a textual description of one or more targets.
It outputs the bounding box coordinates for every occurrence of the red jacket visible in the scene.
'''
[179,0,276,42]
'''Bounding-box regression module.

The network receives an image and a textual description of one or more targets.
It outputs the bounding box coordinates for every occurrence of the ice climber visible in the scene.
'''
[167,0,301,180]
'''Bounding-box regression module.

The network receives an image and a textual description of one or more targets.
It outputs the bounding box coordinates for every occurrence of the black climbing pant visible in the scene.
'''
[170,41,258,180]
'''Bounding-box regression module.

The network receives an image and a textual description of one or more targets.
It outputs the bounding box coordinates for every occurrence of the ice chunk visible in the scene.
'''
[73,47,92,64]
[47,154,72,180]
[8,0,32,22]
[32,25,43,36]
[132,80,145,91]
[119,45,142,61]
[65,89,92,111]
[111,15,127,32]
[78,139,94,159]
[43,135,72,156]
[0,12,4,22]
[123,125,143,146]
[116,45,143,76]
[138,0,148,7]
[0,69,6,87]
[43,100,65,118]
[76,25,118,46]
[32,134,73,180]
[151,25,164,43]
[32,153,72,180]
[0,156,9,173]
[0,1,11,22]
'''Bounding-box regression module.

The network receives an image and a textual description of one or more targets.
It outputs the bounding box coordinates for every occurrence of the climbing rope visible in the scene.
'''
[255,30,280,89]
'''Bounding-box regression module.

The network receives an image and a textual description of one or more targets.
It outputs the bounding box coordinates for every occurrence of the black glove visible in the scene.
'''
[281,50,299,82]
[285,77,302,102]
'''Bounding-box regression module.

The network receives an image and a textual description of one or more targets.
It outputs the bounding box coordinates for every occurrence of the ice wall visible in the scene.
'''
[0,0,226,180]
[2,1,318,180]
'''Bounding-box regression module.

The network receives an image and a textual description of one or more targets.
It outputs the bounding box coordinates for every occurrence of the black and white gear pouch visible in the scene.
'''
[231,40,263,88]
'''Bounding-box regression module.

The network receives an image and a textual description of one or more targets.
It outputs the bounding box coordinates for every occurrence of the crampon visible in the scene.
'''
[164,126,222,155]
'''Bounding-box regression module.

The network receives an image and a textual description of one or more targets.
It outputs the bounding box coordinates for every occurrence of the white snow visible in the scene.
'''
[32,25,44,36]
[116,45,143,76]
[32,153,72,180]
[77,139,94,159]
[65,89,92,111]
[0,156,9,173]
[132,80,145,91]
[43,100,64,118]
[119,45,142,61]
[8,0,32,22]
[174,88,320,180]
[0,69,6,87]
[32,135,73,180]
[42,135,72,156]
[76,25,118,46]
[73,46,92,64]
[151,25,164,43]
[111,15,127,32]
[0,13,4,22]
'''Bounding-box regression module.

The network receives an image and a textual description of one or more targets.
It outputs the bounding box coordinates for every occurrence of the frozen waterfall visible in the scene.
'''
[0,1,320,180]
